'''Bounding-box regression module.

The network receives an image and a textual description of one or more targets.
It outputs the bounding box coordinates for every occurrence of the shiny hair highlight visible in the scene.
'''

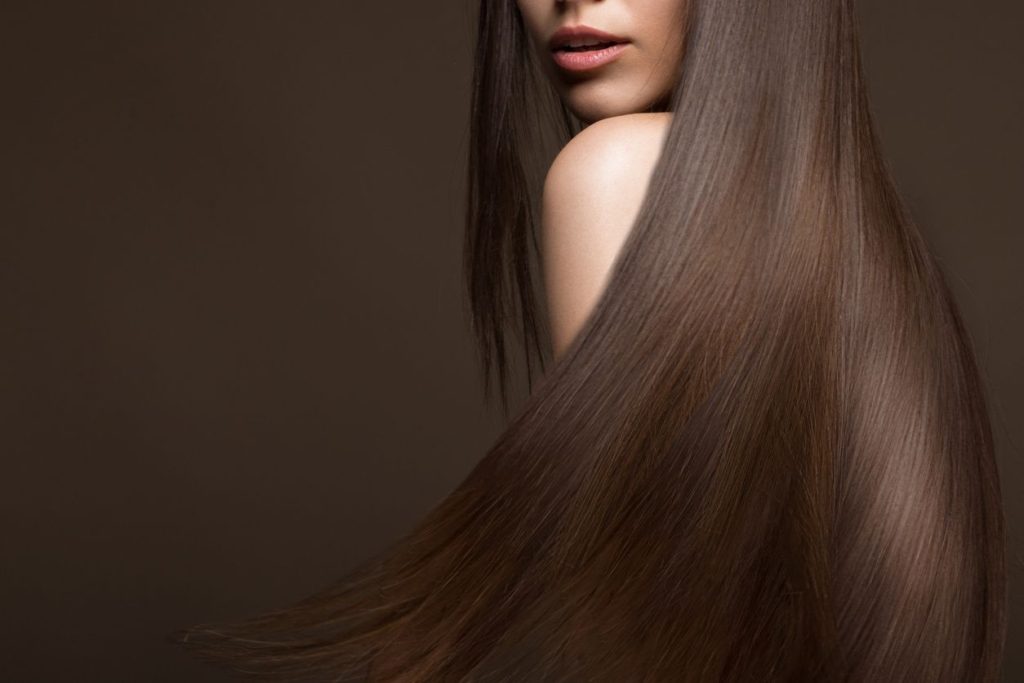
[173,0,1007,679]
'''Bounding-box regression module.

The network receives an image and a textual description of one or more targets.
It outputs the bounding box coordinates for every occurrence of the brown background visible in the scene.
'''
[2,2,1020,681]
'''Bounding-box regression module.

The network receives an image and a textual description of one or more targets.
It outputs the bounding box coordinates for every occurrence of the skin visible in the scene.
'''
[515,0,686,357]
[540,113,671,357]
[516,0,688,124]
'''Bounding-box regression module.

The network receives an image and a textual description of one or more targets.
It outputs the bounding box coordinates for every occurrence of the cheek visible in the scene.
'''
[646,32,685,92]
[640,0,689,29]
[633,2,687,91]
[640,0,687,58]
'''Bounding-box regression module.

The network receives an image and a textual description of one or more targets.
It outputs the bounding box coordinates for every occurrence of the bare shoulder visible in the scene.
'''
[544,112,673,198]
[541,112,672,358]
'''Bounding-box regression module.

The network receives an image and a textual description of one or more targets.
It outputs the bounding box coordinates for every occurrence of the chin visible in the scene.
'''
[561,80,671,125]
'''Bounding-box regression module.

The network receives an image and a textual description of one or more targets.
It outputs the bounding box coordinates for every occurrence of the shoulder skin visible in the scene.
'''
[541,111,672,359]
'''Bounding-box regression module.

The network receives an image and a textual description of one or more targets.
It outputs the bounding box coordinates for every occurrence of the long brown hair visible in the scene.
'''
[173,0,1008,679]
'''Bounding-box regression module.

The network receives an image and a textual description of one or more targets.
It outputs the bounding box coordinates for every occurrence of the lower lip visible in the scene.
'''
[551,43,629,73]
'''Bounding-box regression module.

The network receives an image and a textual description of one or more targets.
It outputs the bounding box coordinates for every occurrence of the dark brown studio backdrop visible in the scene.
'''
[1,3,1020,681]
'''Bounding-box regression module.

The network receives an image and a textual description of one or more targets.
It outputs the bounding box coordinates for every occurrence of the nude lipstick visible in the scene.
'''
[548,25,630,73]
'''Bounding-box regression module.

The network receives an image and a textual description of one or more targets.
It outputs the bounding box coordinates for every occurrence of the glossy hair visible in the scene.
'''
[173,0,1008,679]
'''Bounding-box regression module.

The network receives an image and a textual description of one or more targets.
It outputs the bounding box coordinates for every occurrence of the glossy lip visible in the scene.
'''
[547,25,629,52]
[548,25,631,73]
[552,43,629,73]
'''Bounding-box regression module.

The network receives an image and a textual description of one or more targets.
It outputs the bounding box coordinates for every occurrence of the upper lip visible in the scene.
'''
[548,25,629,51]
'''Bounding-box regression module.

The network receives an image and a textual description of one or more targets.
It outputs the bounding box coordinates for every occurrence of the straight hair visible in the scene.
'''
[174,0,1008,679]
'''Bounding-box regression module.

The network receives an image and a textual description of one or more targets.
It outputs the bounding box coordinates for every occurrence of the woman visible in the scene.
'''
[176,0,1008,680]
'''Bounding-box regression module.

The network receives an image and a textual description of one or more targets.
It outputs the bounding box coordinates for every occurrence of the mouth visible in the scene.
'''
[554,39,626,52]
[548,25,629,52]
[548,26,631,73]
